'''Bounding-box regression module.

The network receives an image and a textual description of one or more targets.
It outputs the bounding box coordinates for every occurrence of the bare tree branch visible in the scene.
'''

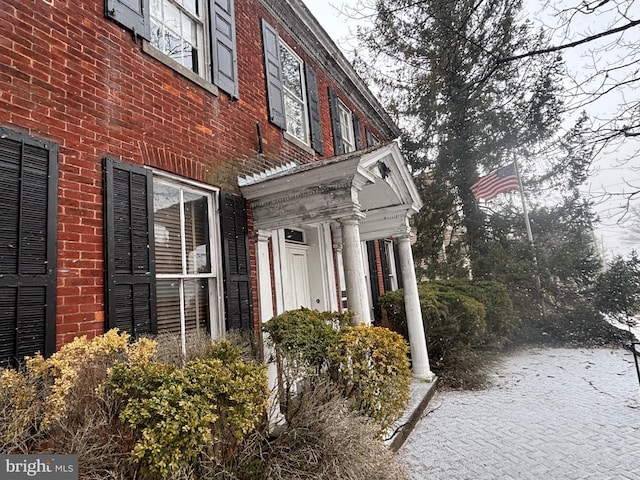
[496,18,640,63]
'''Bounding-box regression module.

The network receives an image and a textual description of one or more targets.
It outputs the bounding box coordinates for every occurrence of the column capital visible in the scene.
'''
[256,229,272,243]
[392,224,412,240]
[337,211,365,225]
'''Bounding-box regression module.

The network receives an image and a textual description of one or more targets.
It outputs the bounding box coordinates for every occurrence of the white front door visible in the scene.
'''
[284,243,312,310]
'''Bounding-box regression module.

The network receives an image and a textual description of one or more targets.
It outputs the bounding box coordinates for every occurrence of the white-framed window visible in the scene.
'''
[338,100,355,153]
[150,0,207,76]
[153,177,222,344]
[280,42,310,145]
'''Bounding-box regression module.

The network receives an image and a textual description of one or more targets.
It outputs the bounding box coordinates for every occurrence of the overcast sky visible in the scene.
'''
[301,0,639,259]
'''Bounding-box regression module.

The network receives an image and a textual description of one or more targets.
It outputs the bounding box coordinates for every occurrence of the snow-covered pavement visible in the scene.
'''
[400,348,640,479]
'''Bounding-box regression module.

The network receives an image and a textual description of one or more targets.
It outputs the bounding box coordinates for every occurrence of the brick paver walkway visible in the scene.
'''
[400,348,640,479]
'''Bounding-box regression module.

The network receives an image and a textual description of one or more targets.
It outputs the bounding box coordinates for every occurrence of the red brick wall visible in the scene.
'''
[0,0,389,348]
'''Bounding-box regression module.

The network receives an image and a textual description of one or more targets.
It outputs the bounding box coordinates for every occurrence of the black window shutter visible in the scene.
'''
[210,0,239,98]
[328,88,344,155]
[394,240,404,290]
[379,241,393,292]
[103,157,156,337]
[304,64,324,155]
[105,0,150,40]
[0,128,57,366]
[262,19,286,129]
[219,192,253,331]
[353,114,363,150]
[365,127,375,147]
[366,240,382,321]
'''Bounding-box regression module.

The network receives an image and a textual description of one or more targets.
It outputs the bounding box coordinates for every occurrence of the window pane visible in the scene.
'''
[284,95,306,141]
[182,0,197,16]
[184,192,211,274]
[154,183,182,274]
[151,0,161,18]
[184,278,209,333]
[150,18,163,51]
[281,48,303,99]
[157,279,181,334]
[164,0,181,34]
[166,30,184,64]
[181,13,194,42]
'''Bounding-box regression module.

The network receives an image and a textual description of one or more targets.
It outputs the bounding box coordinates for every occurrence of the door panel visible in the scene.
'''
[284,244,311,310]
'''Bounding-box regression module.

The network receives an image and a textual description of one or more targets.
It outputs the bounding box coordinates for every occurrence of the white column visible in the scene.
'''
[331,223,347,312]
[397,233,434,380]
[339,216,371,326]
[256,230,285,428]
[256,230,274,324]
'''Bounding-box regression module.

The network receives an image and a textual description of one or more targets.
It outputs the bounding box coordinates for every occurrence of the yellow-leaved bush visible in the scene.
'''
[329,325,411,434]
[0,329,151,451]
[107,340,269,479]
[0,367,42,451]
[42,329,156,427]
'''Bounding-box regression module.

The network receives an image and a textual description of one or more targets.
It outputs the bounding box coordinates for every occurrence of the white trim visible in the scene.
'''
[256,230,275,323]
[283,131,315,154]
[149,167,220,193]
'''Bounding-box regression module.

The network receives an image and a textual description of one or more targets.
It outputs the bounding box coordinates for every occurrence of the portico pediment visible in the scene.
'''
[240,142,422,234]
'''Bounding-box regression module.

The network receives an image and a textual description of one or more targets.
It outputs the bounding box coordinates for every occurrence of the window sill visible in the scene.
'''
[142,41,219,97]
[283,131,315,155]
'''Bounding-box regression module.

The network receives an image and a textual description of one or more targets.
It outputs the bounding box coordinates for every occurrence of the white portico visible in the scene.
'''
[240,142,433,380]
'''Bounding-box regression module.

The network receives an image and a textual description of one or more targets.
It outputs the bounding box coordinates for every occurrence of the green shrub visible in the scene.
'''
[262,308,344,369]
[329,325,411,433]
[107,341,268,479]
[436,279,514,340]
[380,281,498,388]
[263,309,411,433]
[423,284,487,344]
[380,282,487,347]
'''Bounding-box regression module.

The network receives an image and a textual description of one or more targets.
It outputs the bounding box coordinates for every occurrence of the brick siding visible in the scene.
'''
[0,0,389,348]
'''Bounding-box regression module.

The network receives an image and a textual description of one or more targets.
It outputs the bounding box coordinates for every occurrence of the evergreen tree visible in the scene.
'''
[594,252,640,322]
[355,0,564,276]
[479,115,602,315]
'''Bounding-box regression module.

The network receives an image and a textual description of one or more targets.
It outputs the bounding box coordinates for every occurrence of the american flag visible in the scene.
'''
[470,163,519,201]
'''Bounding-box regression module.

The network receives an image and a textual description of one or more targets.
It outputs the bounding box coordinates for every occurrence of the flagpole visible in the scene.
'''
[513,159,546,315]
